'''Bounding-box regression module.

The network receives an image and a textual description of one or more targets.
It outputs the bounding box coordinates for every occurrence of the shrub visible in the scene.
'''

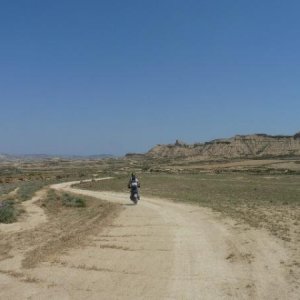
[17,181,45,201]
[0,200,17,223]
[62,193,86,207]
[0,183,18,197]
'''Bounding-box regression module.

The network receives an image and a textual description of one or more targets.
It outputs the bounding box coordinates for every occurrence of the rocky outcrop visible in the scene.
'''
[146,133,300,160]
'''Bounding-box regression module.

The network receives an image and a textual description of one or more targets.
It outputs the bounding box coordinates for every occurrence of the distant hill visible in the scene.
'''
[146,132,300,160]
[0,153,115,162]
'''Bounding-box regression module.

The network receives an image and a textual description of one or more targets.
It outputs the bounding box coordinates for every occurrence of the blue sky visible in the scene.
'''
[0,0,299,155]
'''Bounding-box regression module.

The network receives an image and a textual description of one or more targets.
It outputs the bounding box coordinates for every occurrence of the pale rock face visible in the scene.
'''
[146,133,300,159]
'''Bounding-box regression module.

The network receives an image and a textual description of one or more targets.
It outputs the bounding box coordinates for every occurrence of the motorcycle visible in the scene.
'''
[129,182,140,204]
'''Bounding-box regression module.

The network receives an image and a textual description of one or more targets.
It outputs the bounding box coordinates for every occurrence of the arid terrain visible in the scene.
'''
[145,132,300,160]
[0,152,299,299]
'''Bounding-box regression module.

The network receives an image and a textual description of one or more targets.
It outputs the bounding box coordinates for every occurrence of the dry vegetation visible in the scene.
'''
[0,158,115,223]
[1,156,299,267]
[0,159,123,270]
[77,158,300,244]
[0,189,121,269]
[0,156,299,298]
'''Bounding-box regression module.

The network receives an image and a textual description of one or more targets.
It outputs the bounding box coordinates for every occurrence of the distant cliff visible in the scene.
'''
[146,133,300,160]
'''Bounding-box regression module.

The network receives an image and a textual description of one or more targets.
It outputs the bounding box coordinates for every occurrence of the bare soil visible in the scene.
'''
[0,179,299,299]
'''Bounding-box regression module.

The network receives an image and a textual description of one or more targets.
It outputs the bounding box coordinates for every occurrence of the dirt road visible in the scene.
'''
[0,180,298,299]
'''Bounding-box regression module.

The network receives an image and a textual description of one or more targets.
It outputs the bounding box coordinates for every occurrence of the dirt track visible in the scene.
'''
[0,180,298,299]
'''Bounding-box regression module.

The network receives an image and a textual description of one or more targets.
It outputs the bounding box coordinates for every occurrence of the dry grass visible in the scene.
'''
[76,173,300,243]
[0,189,122,269]
[22,190,122,268]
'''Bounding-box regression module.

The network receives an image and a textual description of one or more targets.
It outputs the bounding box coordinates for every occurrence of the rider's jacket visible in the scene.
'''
[128,177,140,189]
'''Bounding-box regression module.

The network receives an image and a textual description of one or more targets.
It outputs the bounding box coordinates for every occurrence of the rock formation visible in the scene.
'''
[146,133,300,160]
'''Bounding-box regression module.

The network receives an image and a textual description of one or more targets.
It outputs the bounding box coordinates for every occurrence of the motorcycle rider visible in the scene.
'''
[128,173,140,200]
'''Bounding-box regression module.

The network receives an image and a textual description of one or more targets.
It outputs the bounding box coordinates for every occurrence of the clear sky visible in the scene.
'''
[0,0,299,155]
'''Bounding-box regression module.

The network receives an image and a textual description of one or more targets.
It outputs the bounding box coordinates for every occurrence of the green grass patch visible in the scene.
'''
[62,193,86,207]
[17,181,48,201]
[44,190,86,209]
[0,183,18,197]
[0,200,17,223]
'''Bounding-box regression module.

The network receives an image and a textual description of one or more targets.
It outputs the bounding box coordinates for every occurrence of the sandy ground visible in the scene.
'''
[0,189,48,234]
[0,179,298,299]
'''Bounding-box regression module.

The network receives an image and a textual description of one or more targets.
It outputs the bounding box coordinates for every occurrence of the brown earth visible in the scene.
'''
[0,179,299,299]
[146,133,300,160]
